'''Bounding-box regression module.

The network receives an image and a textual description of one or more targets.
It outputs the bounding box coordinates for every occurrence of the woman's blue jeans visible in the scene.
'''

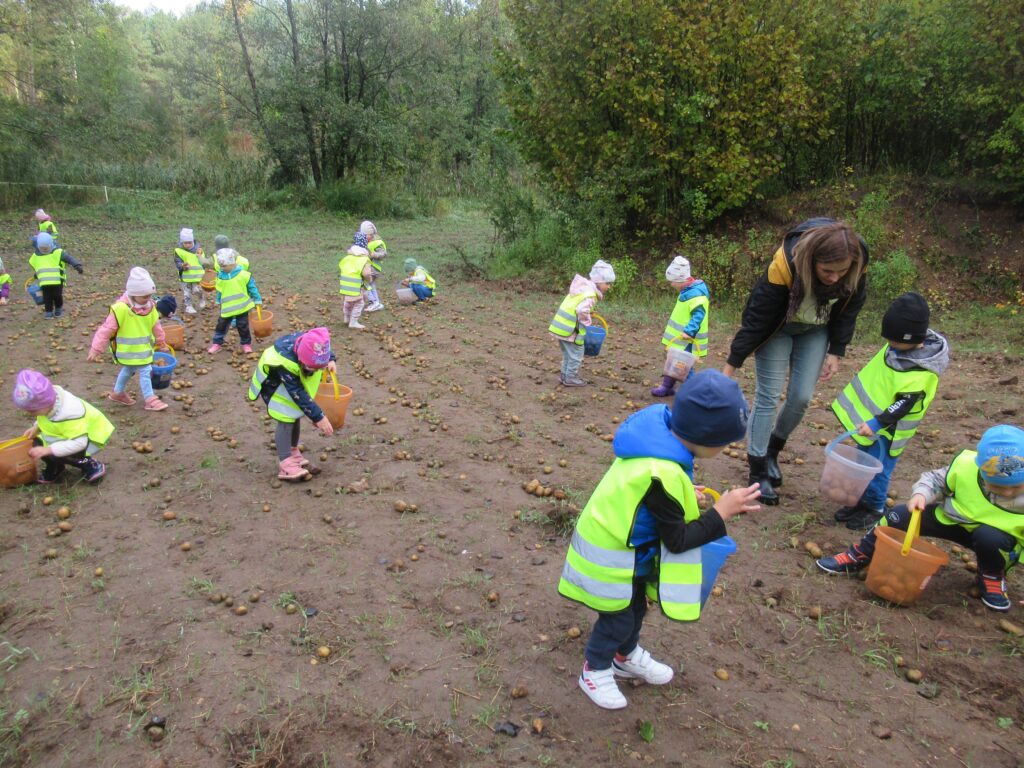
[748,323,828,456]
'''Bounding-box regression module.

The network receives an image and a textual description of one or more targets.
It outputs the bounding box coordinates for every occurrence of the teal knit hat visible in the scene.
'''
[403,258,417,273]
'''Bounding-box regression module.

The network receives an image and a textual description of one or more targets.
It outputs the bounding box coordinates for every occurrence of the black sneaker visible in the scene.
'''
[833,505,857,522]
[817,547,871,574]
[979,573,1011,611]
[38,462,66,484]
[845,506,883,530]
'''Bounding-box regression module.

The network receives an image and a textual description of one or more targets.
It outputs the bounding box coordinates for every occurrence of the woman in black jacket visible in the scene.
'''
[723,218,869,504]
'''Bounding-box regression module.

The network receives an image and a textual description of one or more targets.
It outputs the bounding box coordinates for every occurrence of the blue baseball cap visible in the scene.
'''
[976,425,1024,486]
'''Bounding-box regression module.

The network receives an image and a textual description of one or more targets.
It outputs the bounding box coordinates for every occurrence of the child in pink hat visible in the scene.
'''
[13,369,114,484]
[247,327,339,480]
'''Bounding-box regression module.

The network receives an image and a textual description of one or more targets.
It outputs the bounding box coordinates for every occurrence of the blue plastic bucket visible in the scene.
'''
[582,325,607,357]
[699,535,737,607]
[26,282,43,306]
[150,351,177,390]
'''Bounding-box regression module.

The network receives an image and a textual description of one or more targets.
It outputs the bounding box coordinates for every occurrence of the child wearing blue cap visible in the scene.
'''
[28,232,83,319]
[818,424,1024,611]
[558,369,762,709]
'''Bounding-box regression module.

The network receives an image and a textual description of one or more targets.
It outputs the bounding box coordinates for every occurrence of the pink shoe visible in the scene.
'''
[144,396,168,411]
[242,344,253,353]
[277,455,310,481]
[107,391,136,406]
[207,343,222,354]
[290,447,310,467]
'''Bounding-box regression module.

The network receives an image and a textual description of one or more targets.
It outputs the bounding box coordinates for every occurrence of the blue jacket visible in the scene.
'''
[215,265,262,306]
[613,405,696,575]
[676,280,709,339]
[258,332,337,423]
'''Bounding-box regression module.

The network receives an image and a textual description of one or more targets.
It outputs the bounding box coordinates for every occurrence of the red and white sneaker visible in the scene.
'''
[578,662,627,710]
[612,645,674,685]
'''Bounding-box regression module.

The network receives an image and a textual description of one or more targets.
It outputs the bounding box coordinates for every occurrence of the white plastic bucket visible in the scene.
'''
[820,432,884,506]
[663,348,696,381]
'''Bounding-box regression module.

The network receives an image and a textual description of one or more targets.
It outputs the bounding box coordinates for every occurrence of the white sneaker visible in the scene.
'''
[198,300,207,310]
[185,306,197,315]
[365,301,384,312]
[348,321,366,330]
[612,646,674,685]
[578,663,627,709]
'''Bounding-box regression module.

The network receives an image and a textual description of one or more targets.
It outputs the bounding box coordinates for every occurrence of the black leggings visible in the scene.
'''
[41,284,63,312]
[858,504,1017,575]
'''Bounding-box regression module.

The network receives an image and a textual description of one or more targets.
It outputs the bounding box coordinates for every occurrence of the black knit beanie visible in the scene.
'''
[881,292,929,343]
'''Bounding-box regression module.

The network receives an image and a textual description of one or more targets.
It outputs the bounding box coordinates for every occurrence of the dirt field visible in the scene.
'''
[1,208,1023,768]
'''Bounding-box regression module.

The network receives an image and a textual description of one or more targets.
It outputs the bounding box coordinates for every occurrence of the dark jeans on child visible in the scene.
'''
[41,451,102,481]
[212,312,252,345]
[41,284,64,313]
[857,435,900,512]
[858,503,1017,574]
[411,284,433,301]
[585,578,648,670]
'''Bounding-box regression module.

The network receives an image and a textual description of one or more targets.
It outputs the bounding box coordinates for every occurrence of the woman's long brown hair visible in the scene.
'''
[788,222,865,321]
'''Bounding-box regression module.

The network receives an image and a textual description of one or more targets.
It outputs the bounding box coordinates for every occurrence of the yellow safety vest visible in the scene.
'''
[411,266,436,291]
[558,456,703,621]
[110,302,158,366]
[831,345,939,456]
[662,294,709,357]
[338,254,369,297]
[37,390,115,457]
[368,239,386,273]
[176,247,204,283]
[29,250,64,287]
[0,273,11,287]
[931,450,1024,561]
[39,220,58,237]
[548,291,597,346]
[216,270,255,318]
[236,254,250,271]
[247,346,323,423]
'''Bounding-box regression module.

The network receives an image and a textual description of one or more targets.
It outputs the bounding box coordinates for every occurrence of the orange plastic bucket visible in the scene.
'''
[0,436,36,488]
[163,320,185,350]
[249,306,274,339]
[314,370,352,429]
[865,525,949,606]
[200,269,217,292]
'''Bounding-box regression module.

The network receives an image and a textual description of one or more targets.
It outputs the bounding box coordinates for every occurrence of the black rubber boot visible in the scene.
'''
[765,434,786,487]
[747,455,779,506]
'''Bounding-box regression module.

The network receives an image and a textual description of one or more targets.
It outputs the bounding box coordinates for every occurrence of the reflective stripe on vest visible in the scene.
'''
[176,247,204,282]
[830,345,938,457]
[37,392,115,457]
[932,451,1024,561]
[110,302,158,365]
[661,294,709,357]
[548,291,597,346]
[338,255,369,297]
[248,346,322,423]
[217,270,255,318]
[558,455,703,621]
[29,251,63,286]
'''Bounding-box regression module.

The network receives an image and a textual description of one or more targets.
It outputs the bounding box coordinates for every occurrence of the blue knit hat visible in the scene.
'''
[35,233,54,253]
[156,295,177,318]
[976,425,1024,486]
[670,370,749,447]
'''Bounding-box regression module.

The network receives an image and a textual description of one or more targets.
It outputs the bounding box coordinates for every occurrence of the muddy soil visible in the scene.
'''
[0,215,1022,768]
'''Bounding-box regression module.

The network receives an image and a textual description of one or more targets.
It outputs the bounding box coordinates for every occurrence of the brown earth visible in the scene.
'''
[1,214,1023,768]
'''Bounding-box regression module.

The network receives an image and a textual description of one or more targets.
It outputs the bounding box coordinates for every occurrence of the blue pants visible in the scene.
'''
[748,323,829,456]
[584,579,647,670]
[857,436,899,512]
[213,312,252,345]
[411,284,433,301]
[115,364,154,399]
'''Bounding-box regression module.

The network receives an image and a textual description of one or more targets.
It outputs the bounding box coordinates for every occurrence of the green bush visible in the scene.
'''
[869,248,918,303]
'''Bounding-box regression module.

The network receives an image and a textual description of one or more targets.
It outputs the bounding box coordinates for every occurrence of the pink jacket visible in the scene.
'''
[551,274,603,342]
[90,293,166,358]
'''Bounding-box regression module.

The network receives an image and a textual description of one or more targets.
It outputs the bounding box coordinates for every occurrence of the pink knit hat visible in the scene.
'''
[295,327,332,369]
[12,368,56,411]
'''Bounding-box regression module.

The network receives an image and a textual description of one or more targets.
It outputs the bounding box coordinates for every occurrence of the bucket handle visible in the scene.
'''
[591,313,608,332]
[667,333,695,349]
[901,508,922,556]
[0,436,29,451]
[826,430,857,453]
[256,304,263,321]
[324,368,340,401]
[24,277,35,290]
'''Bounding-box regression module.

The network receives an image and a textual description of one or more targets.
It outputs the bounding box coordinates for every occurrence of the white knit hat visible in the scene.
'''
[34,209,49,221]
[215,248,238,267]
[125,266,156,296]
[347,245,369,257]
[359,220,377,237]
[179,227,194,242]
[665,255,691,281]
[589,259,616,284]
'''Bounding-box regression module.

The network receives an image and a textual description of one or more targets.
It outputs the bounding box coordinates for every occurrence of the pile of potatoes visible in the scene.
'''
[819,463,866,506]
[522,478,567,500]
[866,566,928,605]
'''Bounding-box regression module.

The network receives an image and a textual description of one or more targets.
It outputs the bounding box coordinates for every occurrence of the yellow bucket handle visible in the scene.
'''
[256,304,263,321]
[901,508,921,556]
[0,436,29,451]
[158,345,175,357]
[698,486,721,503]
[591,313,608,332]
[668,332,695,348]
[24,277,35,290]
[324,368,340,400]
